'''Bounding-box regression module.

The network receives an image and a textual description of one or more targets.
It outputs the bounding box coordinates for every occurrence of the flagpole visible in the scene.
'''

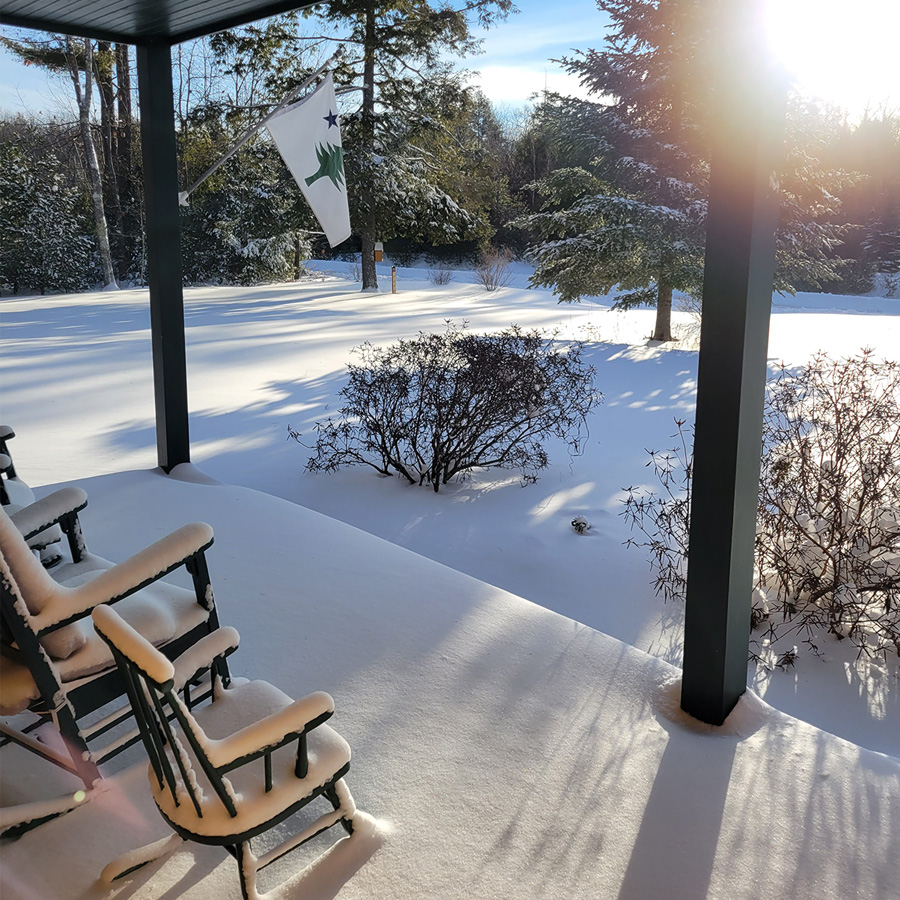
[178,50,343,206]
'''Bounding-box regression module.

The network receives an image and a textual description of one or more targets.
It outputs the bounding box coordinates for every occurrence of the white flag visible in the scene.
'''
[266,73,351,247]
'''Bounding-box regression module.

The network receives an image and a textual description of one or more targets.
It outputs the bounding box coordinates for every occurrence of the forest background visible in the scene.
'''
[0,0,898,306]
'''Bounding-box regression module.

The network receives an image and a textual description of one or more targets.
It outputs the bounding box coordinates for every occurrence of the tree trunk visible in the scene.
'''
[66,37,118,289]
[359,2,379,291]
[97,41,124,279]
[651,277,674,342]
[116,43,132,181]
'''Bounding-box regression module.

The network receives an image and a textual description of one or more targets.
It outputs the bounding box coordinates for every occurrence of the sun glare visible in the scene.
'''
[765,0,899,117]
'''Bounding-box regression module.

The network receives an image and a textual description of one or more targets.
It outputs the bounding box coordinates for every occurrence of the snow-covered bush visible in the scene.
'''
[622,352,900,662]
[296,324,601,492]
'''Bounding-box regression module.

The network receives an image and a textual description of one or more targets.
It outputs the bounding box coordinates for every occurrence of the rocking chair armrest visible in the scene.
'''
[33,523,215,631]
[172,626,241,692]
[207,691,335,769]
[9,488,88,541]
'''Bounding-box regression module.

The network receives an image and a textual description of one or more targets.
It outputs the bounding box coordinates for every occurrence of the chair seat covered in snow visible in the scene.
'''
[93,605,357,900]
[0,503,229,804]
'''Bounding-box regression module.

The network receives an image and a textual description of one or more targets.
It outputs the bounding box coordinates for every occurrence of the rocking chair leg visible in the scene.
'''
[324,782,354,835]
[52,704,102,789]
[235,842,258,900]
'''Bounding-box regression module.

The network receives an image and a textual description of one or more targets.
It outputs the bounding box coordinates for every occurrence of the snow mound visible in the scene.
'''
[653,676,771,738]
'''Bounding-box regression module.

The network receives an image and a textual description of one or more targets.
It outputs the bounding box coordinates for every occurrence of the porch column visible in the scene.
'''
[136,42,190,472]
[680,0,787,724]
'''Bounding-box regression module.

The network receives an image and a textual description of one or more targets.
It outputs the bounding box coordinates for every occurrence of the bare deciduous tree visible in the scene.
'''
[65,35,117,289]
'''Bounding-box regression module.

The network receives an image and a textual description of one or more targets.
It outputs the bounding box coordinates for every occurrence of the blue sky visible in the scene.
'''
[463,0,612,105]
[0,0,611,118]
[1,0,897,119]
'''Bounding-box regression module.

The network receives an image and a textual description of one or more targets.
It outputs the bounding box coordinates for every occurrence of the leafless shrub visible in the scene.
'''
[757,350,900,657]
[474,247,514,292]
[622,351,900,662]
[427,264,453,285]
[295,323,601,492]
[621,420,693,604]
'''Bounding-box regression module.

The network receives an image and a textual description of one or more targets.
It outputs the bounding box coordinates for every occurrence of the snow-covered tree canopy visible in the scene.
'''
[517,0,854,341]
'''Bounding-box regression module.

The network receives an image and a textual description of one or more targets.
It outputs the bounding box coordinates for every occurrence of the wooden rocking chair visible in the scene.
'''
[0,501,229,824]
[92,605,357,900]
[0,426,73,567]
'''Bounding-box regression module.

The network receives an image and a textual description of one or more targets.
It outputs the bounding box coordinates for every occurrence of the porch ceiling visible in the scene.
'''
[0,0,320,46]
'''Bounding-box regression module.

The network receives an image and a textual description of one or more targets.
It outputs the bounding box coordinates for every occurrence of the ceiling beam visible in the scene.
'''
[1,0,321,47]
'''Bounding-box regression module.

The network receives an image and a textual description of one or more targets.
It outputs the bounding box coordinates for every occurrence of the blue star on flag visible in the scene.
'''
[324,109,339,128]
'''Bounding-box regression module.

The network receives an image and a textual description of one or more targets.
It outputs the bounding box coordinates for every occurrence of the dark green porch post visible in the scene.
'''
[680,0,786,725]
[136,42,190,472]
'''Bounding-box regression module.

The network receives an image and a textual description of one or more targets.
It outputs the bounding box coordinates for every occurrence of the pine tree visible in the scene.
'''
[178,17,324,284]
[842,113,900,282]
[518,0,851,341]
[316,0,512,289]
[520,0,710,341]
[0,143,94,295]
[179,114,310,284]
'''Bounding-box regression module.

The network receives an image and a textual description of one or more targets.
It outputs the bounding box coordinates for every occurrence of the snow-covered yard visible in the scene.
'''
[1,264,899,898]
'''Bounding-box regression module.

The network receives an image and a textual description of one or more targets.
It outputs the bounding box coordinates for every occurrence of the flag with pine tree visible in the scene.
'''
[266,73,351,247]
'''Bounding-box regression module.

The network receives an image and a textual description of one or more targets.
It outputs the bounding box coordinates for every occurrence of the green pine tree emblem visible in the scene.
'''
[305,142,345,190]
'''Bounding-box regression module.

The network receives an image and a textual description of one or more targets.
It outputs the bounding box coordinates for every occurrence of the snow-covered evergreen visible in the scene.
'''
[0,144,94,295]
[519,0,852,341]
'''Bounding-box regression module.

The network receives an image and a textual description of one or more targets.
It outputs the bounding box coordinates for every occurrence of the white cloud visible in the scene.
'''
[466,63,595,105]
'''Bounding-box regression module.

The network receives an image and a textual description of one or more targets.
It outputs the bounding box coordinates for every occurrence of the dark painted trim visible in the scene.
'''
[2,0,320,48]
[136,43,190,472]
[0,13,141,44]
[680,0,787,725]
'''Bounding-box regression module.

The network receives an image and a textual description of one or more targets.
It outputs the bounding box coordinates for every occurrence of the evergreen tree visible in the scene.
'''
[179,117,311,284]
[518,0,850,341]
[177,17,324,284]
[520,0,711,341]
[315,0,512,289]
[0,143,94,295]
[839,113,900,283]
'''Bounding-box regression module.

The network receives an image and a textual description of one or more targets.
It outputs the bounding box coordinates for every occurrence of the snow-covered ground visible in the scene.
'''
[3,470,897,900]
[1,264,899,898]
[3,261,897,755]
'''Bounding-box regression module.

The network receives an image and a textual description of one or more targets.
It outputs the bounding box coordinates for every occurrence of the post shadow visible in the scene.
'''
[616,733,738,900]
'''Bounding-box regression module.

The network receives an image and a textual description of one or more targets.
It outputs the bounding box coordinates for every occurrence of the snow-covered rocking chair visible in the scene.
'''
[92,605,357,900]
[0,426,75,568]
[0,504,229,824]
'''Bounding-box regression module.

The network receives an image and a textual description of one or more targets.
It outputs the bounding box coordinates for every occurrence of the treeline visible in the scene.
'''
[0,1,898,299]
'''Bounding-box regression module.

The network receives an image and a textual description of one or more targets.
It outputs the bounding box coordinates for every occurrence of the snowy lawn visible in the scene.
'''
[2,262,897,755]
[1,263,899,897]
